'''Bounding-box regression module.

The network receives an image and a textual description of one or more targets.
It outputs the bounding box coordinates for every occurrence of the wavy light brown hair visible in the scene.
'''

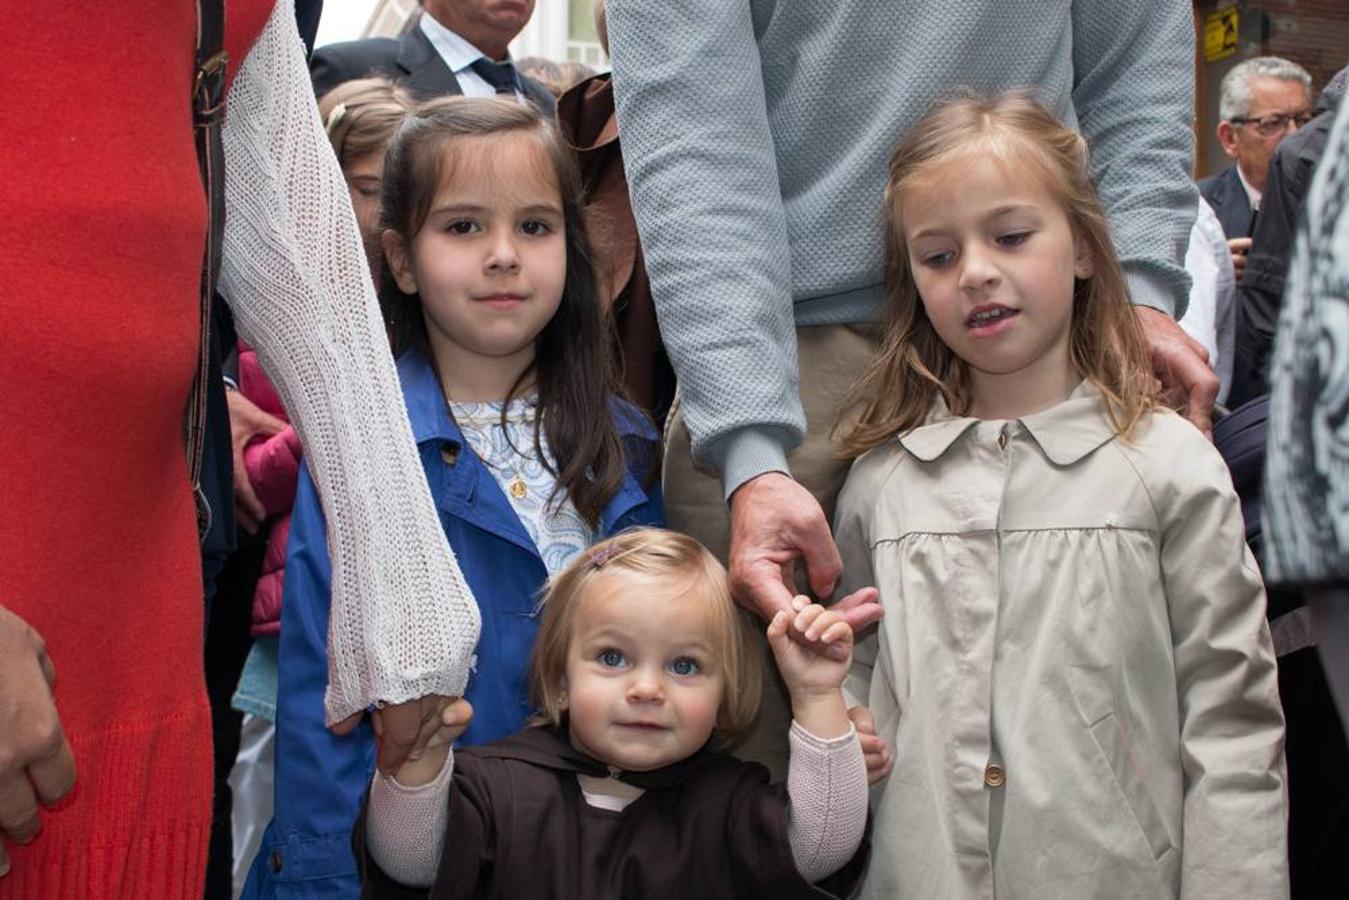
[318,77,415,166]
[530,529,763,740]
[842,92,1157,457]
[379,97,647,526]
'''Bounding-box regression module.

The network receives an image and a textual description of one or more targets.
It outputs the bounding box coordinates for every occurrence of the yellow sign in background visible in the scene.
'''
[1204,7,1240,63]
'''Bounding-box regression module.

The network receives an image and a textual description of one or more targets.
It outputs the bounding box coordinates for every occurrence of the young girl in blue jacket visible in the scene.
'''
[244,97,663,897]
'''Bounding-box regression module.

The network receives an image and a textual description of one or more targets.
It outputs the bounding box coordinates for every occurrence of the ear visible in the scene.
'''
[381,229,418,294]
[1073,232,1095,280]
[1216,121,1239,159]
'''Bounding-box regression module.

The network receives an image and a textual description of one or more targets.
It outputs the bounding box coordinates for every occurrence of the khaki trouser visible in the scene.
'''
[662,323,880,780]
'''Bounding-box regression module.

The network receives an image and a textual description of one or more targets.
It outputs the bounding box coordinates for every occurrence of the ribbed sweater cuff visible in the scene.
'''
[707,427,792,501]
[1126,269,1180,319]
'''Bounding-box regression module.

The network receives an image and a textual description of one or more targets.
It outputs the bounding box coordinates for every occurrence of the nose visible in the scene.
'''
[957,243,1000,293]
[484,229,521,274]
[626,668,664,704]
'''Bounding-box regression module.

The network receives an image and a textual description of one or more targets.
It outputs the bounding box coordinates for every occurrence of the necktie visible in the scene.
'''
[469,57,521,96]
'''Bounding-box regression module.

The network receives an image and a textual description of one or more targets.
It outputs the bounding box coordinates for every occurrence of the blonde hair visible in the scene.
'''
[842,91,1157,457]
[530,529,762,738]
[317,77,415,167]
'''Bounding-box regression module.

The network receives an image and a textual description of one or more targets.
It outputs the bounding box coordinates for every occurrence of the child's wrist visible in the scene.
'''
[391,742,452,789]
[788,687,850,739]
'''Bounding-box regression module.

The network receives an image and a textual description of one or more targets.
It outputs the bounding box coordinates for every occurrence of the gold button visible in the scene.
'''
[984,763,1006,788]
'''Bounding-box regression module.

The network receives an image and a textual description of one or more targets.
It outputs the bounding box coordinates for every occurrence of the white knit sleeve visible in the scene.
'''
[786,721,868,883]
[366,754,455,887]
[219,0,480,723]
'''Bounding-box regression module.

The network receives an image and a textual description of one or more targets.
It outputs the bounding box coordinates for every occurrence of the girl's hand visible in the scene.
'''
[381,698,473,788]
[768,597,853,739]
[848,705,893,785]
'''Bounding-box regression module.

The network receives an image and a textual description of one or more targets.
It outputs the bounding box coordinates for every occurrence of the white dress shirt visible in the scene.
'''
[1236,164,1264,212]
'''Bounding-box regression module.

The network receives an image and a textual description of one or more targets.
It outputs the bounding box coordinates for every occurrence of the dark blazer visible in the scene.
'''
[1198,165,1256,240]
[1229,68,1346,405]
[310,22,554,115]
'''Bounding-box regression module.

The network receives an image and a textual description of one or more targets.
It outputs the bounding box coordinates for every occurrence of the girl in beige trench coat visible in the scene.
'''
[835,94,1288,899]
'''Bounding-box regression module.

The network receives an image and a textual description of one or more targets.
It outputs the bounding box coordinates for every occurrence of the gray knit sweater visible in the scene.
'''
[608,0,1198,495]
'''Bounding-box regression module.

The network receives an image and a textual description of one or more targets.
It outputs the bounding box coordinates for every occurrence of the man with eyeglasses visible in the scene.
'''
[1200,56,1313,283]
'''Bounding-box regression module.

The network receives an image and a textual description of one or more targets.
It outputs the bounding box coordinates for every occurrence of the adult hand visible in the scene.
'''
[729,472,883,659]
[226,388,287,534]
[331,694,456,775]
[0,606,77,878]
[382,699,472,789]
[847,705,892,785]
[1227,237,1252,284]
[1137,306,1219,439]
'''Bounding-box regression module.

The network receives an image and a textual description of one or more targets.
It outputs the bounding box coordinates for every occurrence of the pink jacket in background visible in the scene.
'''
[239,341,301,636]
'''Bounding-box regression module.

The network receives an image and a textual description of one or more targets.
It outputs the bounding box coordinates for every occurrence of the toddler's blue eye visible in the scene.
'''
[669,657,700,677]
[598,649,626,668]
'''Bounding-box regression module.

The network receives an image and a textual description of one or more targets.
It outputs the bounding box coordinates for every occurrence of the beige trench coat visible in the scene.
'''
[837,385,1287,898]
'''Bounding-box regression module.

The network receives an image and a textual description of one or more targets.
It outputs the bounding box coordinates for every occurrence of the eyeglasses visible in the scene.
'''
[1230,111,1314,136]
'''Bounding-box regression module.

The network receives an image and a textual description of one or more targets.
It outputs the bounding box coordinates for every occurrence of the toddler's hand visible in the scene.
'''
[767,596,853,697]
[769,597,853,739]
[383,698,473,788]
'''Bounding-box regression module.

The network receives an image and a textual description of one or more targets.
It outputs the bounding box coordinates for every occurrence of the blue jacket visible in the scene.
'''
[243,348,663,897]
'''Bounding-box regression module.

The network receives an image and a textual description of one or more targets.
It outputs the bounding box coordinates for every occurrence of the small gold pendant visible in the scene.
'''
[509,477,528,500]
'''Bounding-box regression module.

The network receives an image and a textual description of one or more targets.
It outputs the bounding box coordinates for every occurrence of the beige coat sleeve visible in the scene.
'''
[1152,434,1288,898]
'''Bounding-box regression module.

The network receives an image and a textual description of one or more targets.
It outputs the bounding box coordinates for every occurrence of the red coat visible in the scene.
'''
[239,341,301,636]
[0,2,271,895]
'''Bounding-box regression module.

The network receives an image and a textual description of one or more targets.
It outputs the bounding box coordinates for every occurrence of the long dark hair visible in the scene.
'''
[379,97,640,526]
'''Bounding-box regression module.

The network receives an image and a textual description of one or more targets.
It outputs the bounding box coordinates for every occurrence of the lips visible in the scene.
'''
[473,293,528,310]
[618,722,668,731]
[966,304,1018,334]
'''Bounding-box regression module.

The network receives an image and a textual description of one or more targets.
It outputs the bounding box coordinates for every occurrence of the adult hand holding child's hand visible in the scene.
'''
[333,694,470,778]
[378,698,473,788]
[730,472,884,660]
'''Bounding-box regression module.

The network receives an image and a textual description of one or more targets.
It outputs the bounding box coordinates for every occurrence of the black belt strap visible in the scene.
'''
[187,0,228,538]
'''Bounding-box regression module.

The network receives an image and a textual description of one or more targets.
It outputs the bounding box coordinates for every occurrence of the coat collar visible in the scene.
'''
[899,381,1119,466]
[557,74,619,152]
[473,723,720,790]
[395,347,656,540]
[396,346,658,446]
[397,345,462,447]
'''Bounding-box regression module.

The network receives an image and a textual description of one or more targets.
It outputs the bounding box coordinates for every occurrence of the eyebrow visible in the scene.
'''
[909,203,1042,240]
[426,202,563,217]
[578,630,717,657]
